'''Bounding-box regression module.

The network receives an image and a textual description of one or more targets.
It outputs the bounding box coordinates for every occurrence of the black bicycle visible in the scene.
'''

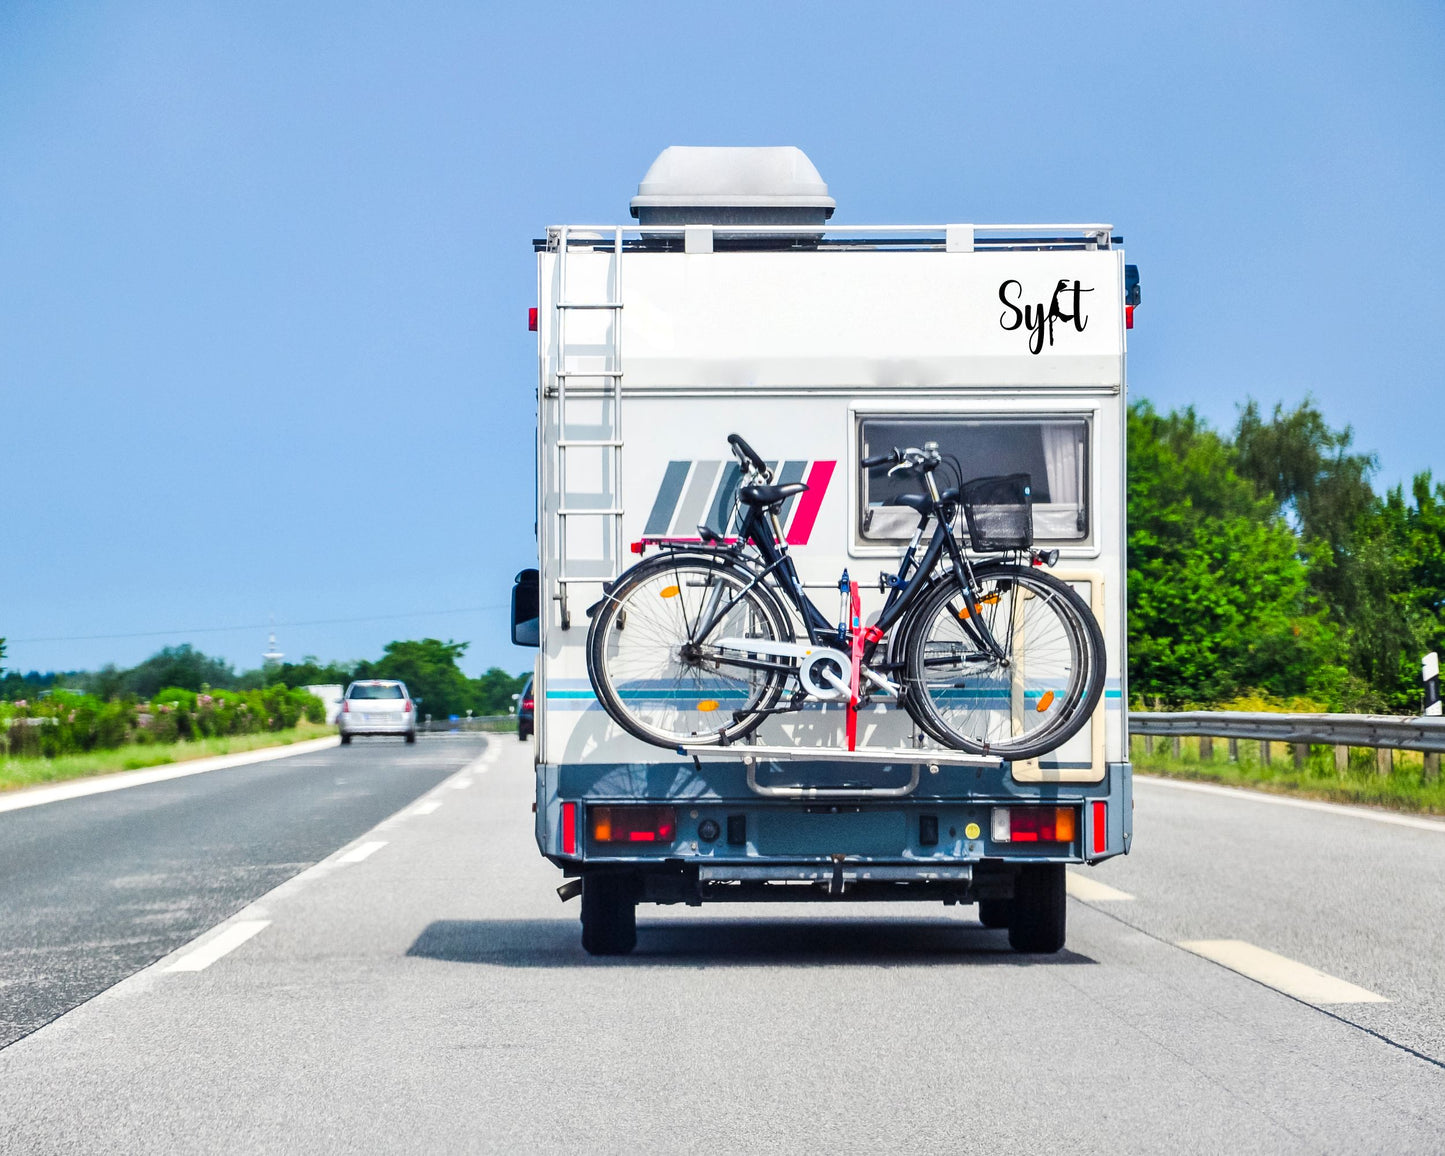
[585,434,1105,759]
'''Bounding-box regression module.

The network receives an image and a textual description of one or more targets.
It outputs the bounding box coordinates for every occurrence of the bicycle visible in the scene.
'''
[585,433,1105,760]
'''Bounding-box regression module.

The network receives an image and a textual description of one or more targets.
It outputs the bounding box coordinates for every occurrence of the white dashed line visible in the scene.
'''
[165,921,270,973]
[1179,939,1389,1005]
[1065,871,1134,901]
[337,840,387,864]
[412,800,442,815]
[450,778,473,790]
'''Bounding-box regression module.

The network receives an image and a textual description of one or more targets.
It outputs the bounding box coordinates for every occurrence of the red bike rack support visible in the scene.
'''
[847,581,863,752]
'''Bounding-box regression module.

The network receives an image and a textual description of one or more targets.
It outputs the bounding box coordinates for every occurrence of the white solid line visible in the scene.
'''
[1065,871,1134,901]
[0,737,342,815]
[1135,774,1445,834]
[337,840,387,864]
[166,920,271,973]
[1178,939,1389,1005]
[412,800,441,815]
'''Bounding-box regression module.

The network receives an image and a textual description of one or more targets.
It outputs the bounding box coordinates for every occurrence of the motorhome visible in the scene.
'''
[512,146,1135,955]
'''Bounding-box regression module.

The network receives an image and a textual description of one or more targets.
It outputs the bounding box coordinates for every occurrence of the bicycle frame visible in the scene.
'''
[682,470,1009,672]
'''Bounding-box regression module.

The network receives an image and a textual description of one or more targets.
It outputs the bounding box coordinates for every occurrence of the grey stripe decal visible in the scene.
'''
[707,463,744,534]
[671,460,720,535]
[775,460,807,526]
[645,460,691,535]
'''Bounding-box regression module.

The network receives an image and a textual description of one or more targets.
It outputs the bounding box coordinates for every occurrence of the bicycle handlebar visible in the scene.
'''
[861,449,900,469]
[727,433,769,477]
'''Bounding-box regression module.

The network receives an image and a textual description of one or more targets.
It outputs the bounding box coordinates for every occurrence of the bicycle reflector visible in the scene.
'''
[990,806,1077,843]
[590,805,677,844]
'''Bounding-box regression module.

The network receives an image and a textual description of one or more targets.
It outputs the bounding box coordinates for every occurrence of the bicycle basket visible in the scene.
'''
[959,474,1033,551]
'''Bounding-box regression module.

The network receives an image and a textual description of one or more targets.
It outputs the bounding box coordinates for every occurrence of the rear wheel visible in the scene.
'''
[580,872,638,956]
[340,733,352,746]
[587,553,793,748]
[1008,864,1066,953]
[405,731,416,744]
[903,564,1105,760]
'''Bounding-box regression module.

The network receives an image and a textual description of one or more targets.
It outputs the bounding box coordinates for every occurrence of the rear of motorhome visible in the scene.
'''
[512,146,1135,955]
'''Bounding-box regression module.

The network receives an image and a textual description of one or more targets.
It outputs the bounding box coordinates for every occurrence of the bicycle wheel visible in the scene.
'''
[902,564,1104,760]
[586,553,793,748]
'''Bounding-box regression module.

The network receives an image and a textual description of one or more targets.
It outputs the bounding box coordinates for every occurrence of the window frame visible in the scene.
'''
[850,405,1098,557]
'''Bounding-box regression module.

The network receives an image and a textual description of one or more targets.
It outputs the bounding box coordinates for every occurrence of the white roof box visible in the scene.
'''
[630,146,836,226]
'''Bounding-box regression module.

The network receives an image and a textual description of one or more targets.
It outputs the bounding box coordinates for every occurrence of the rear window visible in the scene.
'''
[859,415,1089,543]
[348,684,404,700]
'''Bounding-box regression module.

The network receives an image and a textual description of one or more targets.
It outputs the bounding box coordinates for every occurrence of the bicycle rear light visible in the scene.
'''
[990,806,1077,844]
[590,805,677,844]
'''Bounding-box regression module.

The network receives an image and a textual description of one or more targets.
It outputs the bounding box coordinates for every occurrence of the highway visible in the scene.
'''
[1,735,1442,1151]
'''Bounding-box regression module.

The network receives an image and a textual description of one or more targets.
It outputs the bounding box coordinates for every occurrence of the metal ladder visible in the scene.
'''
[553,225,624,629]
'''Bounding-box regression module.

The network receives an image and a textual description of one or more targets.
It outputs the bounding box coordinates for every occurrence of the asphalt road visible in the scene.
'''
[1,736,1443,1152]
[0,733,482,1049]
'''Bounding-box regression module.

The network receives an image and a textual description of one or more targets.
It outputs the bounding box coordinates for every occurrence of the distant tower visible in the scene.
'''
[263,629,284,668]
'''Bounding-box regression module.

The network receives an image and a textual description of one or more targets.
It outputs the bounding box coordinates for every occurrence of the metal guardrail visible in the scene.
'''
[417,715,513,733]
[1129,711,1445,754]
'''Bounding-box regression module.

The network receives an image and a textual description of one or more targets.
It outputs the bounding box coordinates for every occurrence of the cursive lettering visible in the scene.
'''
[999,279,1094,354]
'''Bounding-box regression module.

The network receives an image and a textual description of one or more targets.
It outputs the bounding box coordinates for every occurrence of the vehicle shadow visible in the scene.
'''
[406,917,1097,967]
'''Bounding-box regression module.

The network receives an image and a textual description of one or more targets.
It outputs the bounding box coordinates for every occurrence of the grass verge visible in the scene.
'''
[0,721,336,794]
[1130,735,1445,816]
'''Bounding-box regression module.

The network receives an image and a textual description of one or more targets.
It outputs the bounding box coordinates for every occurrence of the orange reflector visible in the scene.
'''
[697,700,720,712]
[660,585,680,598]
[1036,690,1056,712]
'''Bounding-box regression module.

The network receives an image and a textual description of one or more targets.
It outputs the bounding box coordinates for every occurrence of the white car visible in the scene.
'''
[339,680,417,744]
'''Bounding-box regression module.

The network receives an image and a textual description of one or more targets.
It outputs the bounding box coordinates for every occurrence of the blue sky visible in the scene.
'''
[3,1,1442,678]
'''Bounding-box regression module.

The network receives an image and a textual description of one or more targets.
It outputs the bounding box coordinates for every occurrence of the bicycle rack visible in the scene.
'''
[678,743,1003,800]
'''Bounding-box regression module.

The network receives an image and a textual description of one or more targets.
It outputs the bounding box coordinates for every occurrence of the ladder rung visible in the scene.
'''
[558,302,622,310]
[559,439,623,448]
[558,507,624,516]
[556,370,624,378]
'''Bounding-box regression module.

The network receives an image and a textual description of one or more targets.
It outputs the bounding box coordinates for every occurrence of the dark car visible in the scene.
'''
[517,675,534,740]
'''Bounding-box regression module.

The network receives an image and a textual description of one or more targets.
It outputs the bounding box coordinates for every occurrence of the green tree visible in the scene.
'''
[265,655,357,689]
[1127,401,1344,706]
[473,667,530,715]
[356,638,476,719]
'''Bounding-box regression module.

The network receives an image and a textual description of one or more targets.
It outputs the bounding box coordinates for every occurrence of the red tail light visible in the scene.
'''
[342,700,349,713]
[522,696,534,711]
[1126,304,1135,329]
[561,802,577,854]
[1092,800,1107,854]
[590,805,676,844]
[403,699,412,713]
[528,307,538,331]
[990,806,1077,843]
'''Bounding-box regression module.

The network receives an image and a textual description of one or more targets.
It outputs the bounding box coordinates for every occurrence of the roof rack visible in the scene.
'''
[535,223,1117,254]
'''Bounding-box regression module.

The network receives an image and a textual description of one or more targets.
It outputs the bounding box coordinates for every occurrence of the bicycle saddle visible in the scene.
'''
[739,482,808,507]
[886,492,931,512]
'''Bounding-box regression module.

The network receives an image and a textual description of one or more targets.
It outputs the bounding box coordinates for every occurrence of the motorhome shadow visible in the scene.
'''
[512,145,1137,958]
[406,919,1098,969]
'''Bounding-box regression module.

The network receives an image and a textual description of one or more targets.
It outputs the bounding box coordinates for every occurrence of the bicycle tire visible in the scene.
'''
[586,552,793,748]
[901,564,1105,760]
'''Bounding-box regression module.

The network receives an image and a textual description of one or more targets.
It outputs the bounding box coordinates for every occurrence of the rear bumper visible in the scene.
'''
[535,760,1134,892]
[339,716,415,735]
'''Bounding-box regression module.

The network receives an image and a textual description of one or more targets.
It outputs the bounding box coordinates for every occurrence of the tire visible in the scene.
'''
[977,898,1012,928]
[902,564,1105,760]
[580,872,638,956]
[340,733,352,746]
[586,552,793,749]
[405,731,417,744]
[1008,864,1067,953]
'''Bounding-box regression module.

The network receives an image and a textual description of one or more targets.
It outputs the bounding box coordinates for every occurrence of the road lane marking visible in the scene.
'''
[337,840,387,864]
[0,737,341,815]
[1065,871,1134,901]
[1178,939,1389,1005]
[1136,775,1445,834]
[165,921,270,973]
[450,778,473,789]
[412,800,442,815]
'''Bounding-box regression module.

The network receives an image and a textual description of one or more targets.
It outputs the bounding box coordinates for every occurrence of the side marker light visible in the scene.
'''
[528,307,538,331]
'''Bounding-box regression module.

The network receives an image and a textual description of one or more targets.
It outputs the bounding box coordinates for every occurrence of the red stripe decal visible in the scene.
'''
[786,461,835,545]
